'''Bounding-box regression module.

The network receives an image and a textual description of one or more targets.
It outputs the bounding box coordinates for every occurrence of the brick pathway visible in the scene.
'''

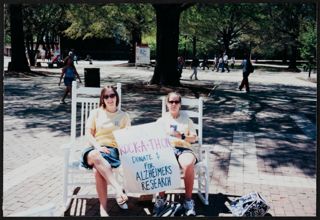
[3,59,316,216]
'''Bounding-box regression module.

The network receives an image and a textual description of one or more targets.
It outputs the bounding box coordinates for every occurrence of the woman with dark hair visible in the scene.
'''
[153,92,198,216]
[80,85,131,216]
[239,52,254,92]
[58,57,82,104]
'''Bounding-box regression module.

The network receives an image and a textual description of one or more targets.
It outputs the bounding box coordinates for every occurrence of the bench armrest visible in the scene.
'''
[196,144,213,166]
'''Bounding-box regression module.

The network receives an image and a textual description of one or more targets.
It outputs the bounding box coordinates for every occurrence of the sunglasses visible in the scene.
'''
[103,93,116,99]
[168,100,180,104]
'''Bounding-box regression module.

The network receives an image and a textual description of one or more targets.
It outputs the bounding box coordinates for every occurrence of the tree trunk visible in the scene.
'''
[282,44,288,64]
[26,34,36,66]
[183,36,187,60]
[192,36,197,58]
[150,4,181,86]
[129,27,142,63]
[223,32,231,55]
[9,4,30,72]
[288,44,300,72]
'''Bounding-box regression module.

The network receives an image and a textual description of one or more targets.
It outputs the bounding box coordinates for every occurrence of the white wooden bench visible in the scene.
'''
[62,82,210,210]
[61,81,123,209]
[161,96,210,205]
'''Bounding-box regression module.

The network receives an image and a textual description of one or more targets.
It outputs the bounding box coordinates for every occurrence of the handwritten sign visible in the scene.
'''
[135,45,150,64]
[113,122,181,193]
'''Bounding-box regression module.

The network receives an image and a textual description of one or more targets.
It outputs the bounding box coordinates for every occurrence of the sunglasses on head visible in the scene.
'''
[168,100,180,104]
[103,93,116,99]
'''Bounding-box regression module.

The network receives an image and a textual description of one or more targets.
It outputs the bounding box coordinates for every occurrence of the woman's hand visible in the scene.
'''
[97,146,110,154]
[170,131,182,139]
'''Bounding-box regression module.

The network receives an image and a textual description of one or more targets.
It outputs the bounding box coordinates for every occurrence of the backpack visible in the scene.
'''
[247,61,254,73]
[65,67,75,78]
[155,201,184,217]
[227,192,270,217]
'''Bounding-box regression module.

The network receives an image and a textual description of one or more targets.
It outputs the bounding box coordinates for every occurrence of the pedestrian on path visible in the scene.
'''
[177,56,185,79]
[216,56,224,72]
[153,92,198,217]
[222,52,230,72]
[80,86,131,216]
[230,56,235,68]
[239,52,254,93]
[85,54,93,64]
[212,55,219,71]
[58,57,82,104]
[190,56,200,80]
[201,55,210,70]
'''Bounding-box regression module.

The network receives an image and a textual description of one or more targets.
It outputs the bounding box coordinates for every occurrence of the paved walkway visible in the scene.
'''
[3,58,317,216]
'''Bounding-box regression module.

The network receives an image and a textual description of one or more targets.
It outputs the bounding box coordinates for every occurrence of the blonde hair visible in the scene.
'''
[166,92,182,104]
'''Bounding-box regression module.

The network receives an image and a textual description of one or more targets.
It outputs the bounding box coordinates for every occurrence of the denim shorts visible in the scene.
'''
[173,147,198,164]
[64,77,74,86]
[80,146,121,169]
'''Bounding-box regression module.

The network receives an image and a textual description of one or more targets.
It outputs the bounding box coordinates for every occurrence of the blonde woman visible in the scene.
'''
[154,92,198,216]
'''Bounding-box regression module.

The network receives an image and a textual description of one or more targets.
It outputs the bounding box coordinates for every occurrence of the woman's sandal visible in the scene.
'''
[100,205,109,216]
[100,208,109,217]
[116,190,128,209]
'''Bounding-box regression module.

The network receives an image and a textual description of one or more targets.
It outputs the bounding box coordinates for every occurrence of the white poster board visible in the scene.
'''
[113,122,181,194]
[135,45,150,64]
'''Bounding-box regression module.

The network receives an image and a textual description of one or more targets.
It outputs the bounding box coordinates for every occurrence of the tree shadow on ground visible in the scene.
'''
[4,75,316,177]
[4,79,71,135]
[207,81,316,177]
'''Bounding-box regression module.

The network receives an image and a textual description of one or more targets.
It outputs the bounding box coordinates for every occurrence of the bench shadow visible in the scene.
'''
[64,191,236,217]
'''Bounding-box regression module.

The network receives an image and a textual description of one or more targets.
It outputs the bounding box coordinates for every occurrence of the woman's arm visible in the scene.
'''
[86,128,110,153]
[171,131,197,143]
[86,128,100,149]
[58,69,65,86]
[74,68,82,83]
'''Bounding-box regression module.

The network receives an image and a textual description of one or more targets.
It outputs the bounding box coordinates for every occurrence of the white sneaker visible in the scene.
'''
[153,196,166,216]
[183,199,196,216]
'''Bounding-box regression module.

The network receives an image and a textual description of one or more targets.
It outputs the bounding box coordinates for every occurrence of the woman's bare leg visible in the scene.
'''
[178,153,196,199]
[87,150,125,196]
[93,168,109,216]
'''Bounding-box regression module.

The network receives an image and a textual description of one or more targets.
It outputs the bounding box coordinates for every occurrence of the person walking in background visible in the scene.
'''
[230,57,235,68]
[67,51,74,62]
[46,48,52,62]
[201,55,209,70]
[222,51,230,72]
[85,54,93,64]
[216,56,223,72]
[239,52,254,93]
[190,56,200,80]
[58,57,82,104]
[177,56,185,79]
[73,50,78,64]
[212,55,219,71]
